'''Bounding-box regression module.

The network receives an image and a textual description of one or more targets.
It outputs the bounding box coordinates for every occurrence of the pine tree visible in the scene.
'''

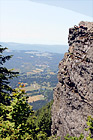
[35,100,53,137]
[0,45,19,120]
[0,46,37,139]
[0,45,18,106]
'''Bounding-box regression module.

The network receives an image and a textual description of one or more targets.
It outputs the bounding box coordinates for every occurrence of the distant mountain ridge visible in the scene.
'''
[0,42,68,54]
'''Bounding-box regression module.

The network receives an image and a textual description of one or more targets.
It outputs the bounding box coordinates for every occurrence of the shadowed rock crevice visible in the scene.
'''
[51,21,93,140]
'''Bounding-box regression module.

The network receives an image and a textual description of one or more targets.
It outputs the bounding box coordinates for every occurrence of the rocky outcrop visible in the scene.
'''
[51,21,93,139]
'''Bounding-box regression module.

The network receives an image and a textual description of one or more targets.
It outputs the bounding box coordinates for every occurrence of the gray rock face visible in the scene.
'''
[51,21,93,140]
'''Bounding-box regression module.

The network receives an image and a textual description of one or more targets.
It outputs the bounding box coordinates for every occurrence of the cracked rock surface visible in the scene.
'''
[51,21,93,140]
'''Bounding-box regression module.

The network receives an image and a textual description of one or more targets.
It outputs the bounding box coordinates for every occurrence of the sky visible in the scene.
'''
[0,0,93,45]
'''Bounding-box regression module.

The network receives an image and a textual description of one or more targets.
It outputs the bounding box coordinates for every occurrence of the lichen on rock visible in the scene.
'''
[51,21,93,140]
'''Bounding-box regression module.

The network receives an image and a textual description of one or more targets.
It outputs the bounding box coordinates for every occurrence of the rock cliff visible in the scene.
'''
[51,21,93,139]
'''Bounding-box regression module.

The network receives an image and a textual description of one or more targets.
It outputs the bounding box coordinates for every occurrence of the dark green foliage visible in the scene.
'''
[35,100,53,137]
[0,45,19,121]
[0,45,18,106]
[29,100,47,110]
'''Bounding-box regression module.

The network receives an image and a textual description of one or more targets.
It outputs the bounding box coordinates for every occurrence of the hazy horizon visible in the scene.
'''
[0,41,69,54]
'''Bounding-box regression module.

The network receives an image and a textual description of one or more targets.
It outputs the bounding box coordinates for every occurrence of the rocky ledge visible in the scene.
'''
[51,21,93,139]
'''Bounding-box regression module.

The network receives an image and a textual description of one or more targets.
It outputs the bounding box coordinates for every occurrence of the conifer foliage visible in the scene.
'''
[0,45,18,106]
[0,45,36,139]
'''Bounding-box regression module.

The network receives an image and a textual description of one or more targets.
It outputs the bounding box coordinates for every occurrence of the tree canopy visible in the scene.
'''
[0,45,18,106]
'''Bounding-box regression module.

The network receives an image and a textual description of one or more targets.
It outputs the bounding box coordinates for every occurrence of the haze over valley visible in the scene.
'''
[2,44,64,110]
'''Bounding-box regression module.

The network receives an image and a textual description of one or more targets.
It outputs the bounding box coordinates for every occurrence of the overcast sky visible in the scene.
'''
[0,0,93,45]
